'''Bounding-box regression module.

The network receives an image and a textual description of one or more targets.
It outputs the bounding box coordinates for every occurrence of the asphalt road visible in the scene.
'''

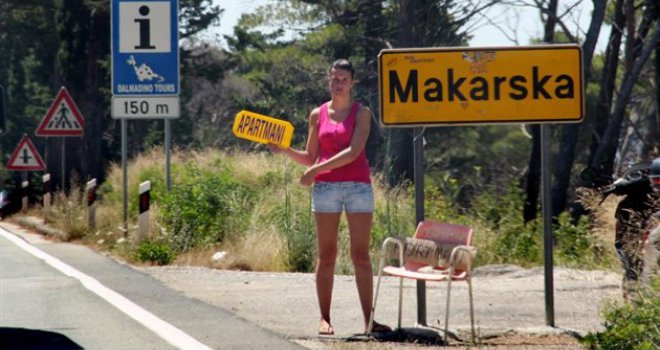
[0,223,305,350]
[1,219,626,349]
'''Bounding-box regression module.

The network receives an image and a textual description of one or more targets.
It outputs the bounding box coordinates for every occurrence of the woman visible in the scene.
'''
[271,59,390,335]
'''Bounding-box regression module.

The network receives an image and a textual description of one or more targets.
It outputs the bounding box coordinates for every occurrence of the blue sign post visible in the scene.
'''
[111,0,180,118]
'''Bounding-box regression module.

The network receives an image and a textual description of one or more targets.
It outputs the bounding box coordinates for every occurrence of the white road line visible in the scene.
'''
[0,228,213,350]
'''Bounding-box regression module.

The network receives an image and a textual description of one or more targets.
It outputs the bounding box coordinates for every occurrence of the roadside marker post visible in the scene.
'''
[21,181,29,213]
[138,181,151,241]
[87,178,97,231]
[43,173,51,221]
[378,45,584,328]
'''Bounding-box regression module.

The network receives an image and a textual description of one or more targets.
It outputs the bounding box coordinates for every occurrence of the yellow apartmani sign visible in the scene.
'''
[379,45,584,126]
[232,110,294,148]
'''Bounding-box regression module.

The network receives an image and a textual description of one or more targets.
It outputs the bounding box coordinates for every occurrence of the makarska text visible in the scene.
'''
[388,66,576,103]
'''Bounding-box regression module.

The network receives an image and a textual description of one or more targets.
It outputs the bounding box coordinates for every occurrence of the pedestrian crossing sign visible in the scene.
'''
[36,87,85,137]
[6,134,45,171]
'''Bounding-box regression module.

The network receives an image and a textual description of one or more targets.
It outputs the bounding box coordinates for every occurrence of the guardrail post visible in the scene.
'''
[43,173,51,221]
[138,181,150,241]
[87,178,97,231]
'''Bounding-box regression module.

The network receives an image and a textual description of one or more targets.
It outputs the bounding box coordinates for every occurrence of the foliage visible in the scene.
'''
[135,240,176,265]
[159,161,256,253]
[581,277,660,350]
[35,147,622,274]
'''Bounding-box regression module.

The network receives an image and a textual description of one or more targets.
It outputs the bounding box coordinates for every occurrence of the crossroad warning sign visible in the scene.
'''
[6,135,45,171]
[36,87,85,136]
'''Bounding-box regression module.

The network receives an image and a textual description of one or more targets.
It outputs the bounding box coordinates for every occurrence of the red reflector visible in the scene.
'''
[651,177,660,186]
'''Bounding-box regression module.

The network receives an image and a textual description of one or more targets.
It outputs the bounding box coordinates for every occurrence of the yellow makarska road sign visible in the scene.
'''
[232,110,294,148]
[379,45,584,126]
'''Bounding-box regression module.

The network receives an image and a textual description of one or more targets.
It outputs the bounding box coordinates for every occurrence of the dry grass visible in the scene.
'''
[576,187,619,265]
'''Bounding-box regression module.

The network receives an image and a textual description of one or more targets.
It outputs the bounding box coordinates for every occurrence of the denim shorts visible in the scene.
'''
[312,181,374,213]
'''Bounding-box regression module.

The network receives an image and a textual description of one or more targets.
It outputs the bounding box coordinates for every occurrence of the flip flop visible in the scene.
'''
[319,319,334,336]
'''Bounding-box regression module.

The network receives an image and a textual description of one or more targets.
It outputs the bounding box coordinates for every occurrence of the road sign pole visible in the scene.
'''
[122,119,128,235]
[165,119,171,191]
[413,127,426,326]
[541,124,555,327]
[61,138,66,190]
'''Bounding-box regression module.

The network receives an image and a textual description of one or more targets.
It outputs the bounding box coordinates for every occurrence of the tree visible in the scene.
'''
[589,1,659,176]
[552,0,608,219]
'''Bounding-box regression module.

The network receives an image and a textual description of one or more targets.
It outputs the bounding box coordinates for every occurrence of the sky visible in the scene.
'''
[204,0,608,52]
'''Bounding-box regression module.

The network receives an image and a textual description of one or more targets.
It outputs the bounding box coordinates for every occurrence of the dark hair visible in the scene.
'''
[329,59,354,79]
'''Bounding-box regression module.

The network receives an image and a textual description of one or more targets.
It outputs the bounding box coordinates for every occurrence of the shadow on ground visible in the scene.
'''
[0,327,83,350]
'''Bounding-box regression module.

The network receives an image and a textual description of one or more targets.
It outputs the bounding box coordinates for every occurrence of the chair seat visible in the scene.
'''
[382,264,467,281]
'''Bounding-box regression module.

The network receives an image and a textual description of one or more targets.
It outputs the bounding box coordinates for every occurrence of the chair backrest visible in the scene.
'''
[407,221,473,271]
[414,221,473,246]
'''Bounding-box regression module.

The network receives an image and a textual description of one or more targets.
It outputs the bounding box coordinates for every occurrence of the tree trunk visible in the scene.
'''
[523,0,557,223]
[552,0,607,218]
[387,0,421,185]
[653,0,660,156]
[357,0,384,169]
[589,0,625,172]
[523,125,542,222]
[591,21,660,173]
[81,7,110,184]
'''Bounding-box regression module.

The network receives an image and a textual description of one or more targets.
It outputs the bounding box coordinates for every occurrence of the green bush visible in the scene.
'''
[135,241,175,265]
[581,277,660,350]
[159,162,256,252]
[469,183,542,266]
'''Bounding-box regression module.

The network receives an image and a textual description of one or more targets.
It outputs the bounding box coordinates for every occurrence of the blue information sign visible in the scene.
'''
[111,0,179,96]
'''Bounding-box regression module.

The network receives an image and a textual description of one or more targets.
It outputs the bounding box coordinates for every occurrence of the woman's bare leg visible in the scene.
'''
[315,212,341,334]
[346,212,375,329]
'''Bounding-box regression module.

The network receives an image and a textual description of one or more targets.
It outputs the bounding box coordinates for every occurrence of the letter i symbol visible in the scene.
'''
[135,6,156,49]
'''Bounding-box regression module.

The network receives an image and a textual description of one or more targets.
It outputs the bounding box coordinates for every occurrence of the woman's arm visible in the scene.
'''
[273,108,320,166]
[299,106,371,185]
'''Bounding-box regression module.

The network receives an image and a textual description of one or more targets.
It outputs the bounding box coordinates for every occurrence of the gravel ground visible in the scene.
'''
[140,264,623,349]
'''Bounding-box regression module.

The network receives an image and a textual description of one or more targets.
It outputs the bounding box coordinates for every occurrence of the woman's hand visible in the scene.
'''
[267,143,283,154]
[300,167,317,186]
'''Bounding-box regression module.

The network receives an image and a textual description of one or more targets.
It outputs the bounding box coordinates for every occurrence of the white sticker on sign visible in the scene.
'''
[119,2,171,53]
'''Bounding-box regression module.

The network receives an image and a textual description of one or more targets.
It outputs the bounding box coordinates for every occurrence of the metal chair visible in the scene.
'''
[368,220,477,343]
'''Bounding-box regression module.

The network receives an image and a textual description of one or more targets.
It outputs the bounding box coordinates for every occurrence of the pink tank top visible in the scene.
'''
[314,101,371,183]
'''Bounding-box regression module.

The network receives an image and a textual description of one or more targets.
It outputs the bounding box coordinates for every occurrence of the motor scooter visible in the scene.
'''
[581,161,659,296]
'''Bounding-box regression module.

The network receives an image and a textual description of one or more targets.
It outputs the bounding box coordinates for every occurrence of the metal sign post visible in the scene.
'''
[165,120,171,191]
[541,125,555,326]
[122,119,128,234]
[413,127,426,325]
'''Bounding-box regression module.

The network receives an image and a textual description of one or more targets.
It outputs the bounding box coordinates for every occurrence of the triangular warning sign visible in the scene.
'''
[6,134,45,171]
[36,87,85,137]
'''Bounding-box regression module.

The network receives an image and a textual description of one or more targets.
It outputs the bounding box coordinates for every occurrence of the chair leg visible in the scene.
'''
[444,270,454,344]
[467,274,476,343]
